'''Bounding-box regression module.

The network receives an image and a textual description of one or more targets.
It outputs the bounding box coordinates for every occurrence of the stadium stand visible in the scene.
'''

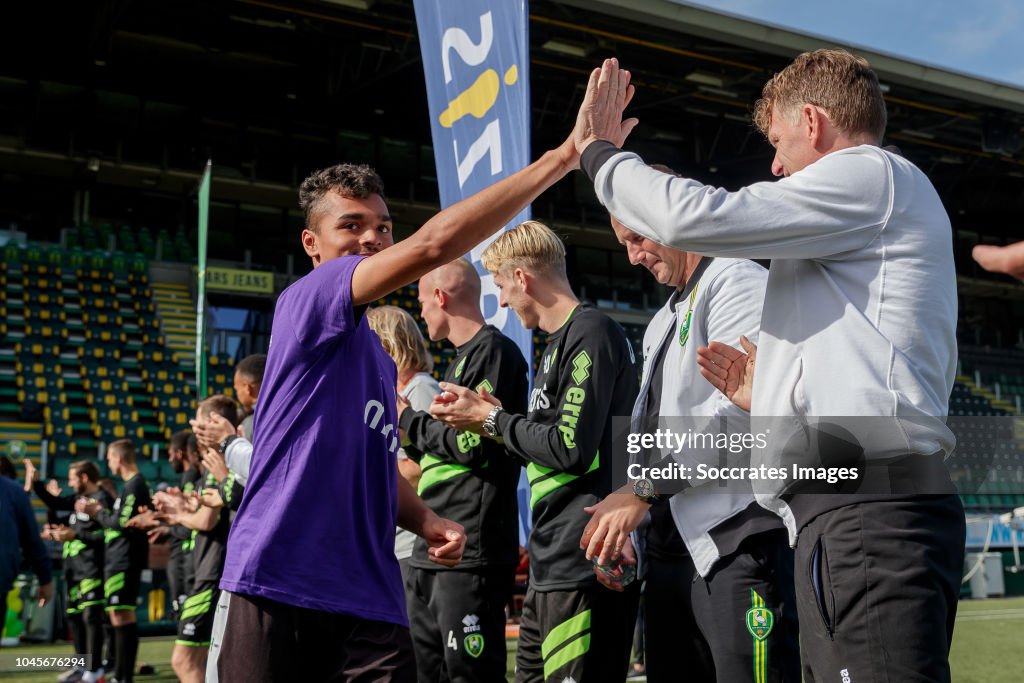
[6,233,1022,523]
[0,239,231,493]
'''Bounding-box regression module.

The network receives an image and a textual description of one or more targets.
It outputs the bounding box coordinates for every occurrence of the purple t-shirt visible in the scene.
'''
[219,255,406,626]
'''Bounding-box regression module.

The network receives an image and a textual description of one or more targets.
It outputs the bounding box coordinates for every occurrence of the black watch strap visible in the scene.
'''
[217,434,239,453]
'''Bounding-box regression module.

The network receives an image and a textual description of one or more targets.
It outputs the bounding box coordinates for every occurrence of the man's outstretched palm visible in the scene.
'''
[696,335,757,412]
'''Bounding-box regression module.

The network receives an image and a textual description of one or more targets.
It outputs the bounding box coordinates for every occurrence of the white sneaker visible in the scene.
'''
[56,668,84,683]
[80,668,105,683]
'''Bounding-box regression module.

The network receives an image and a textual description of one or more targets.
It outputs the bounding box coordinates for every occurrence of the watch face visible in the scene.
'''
[634,478,654,499]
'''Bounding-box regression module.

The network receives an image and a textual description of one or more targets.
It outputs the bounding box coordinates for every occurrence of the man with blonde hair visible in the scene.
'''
[576,53,963,681]
[432,221,639,683]
[390,258,527,682]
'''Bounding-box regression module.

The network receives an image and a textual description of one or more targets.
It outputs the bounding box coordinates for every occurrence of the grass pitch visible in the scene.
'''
[2,597,1022,682]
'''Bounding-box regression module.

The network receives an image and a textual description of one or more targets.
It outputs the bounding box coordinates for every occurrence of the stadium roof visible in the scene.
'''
[1,0,1021,261]
[571,0,1024,112]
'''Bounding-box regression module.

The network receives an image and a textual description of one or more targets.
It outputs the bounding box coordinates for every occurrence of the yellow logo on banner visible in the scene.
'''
[205,267,274,294]
[440,65,519,128]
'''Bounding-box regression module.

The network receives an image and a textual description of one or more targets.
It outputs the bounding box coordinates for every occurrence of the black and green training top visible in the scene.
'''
[190,471,233,587]
[168,467,202,555]
[491,305,639,591]
[94,473,151,572]
[32,483,113,582]
[399,324,529,571]
[218,468,246,512]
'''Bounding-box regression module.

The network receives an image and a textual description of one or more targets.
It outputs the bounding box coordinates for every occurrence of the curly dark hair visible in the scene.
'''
[298,164,386,231]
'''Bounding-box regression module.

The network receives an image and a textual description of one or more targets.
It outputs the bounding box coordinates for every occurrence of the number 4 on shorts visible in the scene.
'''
[447,630,458,650]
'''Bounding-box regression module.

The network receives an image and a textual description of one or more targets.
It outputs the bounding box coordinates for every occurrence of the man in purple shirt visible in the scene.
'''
[214,124,586,681]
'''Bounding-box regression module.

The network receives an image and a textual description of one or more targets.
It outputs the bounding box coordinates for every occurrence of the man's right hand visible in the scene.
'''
[147,526,170,544]
[42,525,76,543]
[125,507,163,531]
[696,335,757,412]
[153,490,194,516]
[593,536,637,593]
[190,413,235,451]
[36,581,53,608]
[198,487,225,509]
[419,515,466,569]
[201,448,229,483]
[973,241,1024,280]
[74,497,102,518]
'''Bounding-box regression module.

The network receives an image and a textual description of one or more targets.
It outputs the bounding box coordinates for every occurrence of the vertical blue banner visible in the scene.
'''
[413,0,534,538]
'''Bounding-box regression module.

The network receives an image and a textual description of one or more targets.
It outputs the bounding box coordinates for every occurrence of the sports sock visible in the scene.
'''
[68,612,86,655]
[114,622,139,682]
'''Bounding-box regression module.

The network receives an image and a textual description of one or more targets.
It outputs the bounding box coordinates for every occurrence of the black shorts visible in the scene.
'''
[516,582,640,683]
[68,576,105,615]
[104,568,140,613]
[167,548,191,617]
[405,566,514,682]
[176,584,219,647]
[216,591,416,683]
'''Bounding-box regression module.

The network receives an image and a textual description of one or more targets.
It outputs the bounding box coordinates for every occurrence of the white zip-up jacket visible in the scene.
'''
[636,257,774,576]
[586,142,957,541]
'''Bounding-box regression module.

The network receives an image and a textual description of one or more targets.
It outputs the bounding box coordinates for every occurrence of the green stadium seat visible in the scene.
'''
[3,243,24,264]
[64,229,80,249]
[64,247,86,270]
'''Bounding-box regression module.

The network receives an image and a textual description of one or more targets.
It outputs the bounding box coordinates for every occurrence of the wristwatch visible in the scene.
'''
[632,477,662,504]
[217,434,239,454]
[482,406,504,438]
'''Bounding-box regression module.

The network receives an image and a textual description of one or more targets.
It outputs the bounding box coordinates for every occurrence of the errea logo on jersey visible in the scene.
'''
[462,614,481,633]
[571,351,591,385]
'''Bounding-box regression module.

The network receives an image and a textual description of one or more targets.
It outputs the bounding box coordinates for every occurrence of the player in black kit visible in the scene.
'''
[26,458,113,683]
[76,440,151,683]
[432,221,640,683]
[399,258,528,682]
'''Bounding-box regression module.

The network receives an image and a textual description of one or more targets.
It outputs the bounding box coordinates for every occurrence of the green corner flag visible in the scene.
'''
[195,160,211,399]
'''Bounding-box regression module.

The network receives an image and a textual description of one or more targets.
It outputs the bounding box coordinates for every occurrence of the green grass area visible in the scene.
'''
[2,597,1022,682]
[950,596,1024,683]
[0,638,179,682]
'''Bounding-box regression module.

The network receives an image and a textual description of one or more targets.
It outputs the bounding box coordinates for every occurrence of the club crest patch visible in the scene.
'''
[679,309,693,347]
[464,633,485,658]
[746,606,773,640]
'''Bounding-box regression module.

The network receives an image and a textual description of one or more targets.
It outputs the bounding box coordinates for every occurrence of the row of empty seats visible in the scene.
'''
[64,222,195,264]
[1,242,235,466]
